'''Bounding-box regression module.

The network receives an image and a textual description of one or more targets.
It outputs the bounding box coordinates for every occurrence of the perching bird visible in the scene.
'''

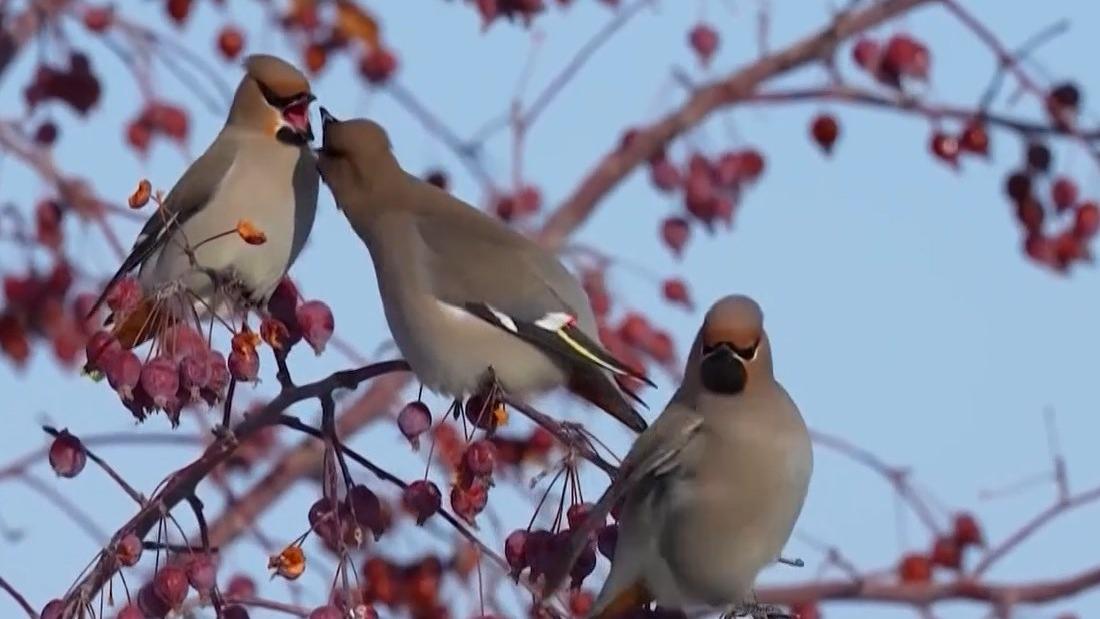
[542,295,813,619]
[88,54,320,348]
[315,109,653,433]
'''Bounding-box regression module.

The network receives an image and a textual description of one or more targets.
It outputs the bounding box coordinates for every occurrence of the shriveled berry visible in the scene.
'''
[463,439,496,477]
[154,565,188,608]
[1005,171,1032,203]
[523,529,553,579]
[661,278,692,310]
[1026,142,1052,173]
[464,391,507,432]
[308,497,347,548]
[297,300,334,355]
[186,554,217,594]
[116,532,143,566]
[141,356,180,408]
[402,480,442,525]
[49,430,86,478]
[397,400,432,449]
[260,316,291,350]
[504,529,529,571]
[660,216,690,258]
[898,553,932,583]
[570,540,597,587]
[348,484,385,541]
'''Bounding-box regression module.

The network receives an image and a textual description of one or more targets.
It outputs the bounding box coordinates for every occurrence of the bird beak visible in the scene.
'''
[700,342,748,395]
[320,106,340,127]
[278,93,315,142]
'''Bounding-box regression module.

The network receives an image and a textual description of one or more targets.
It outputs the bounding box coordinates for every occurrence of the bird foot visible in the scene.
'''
[721,603,790,619]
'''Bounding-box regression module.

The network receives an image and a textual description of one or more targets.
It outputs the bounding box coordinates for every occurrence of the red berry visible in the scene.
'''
[569,589,594,617]
[138,582,170,618]
[930,131,960,167]
[1023,233,1056,266]
[34,121,58,145]
[1046,82,1080,129]
[165,0,191,24]
[85,330,121,372]
[186,554,217,594]
[1005,171,1032,203]
[153,565,189,608]
[105,276,142,316]
[1051,176,1078,212]
[222,605,250,619]
[225,574,255,598]
[810,113,839,154]
[116,532,143,566]
[402,479,442,525]
[227,348,259,382]
[648,157,681,192]
[569,536,597,587]
[397,401,432,449]
[790,602,821,619]
[463,439,496,477]
[49,430,86,478]
[883,34,930,80]
[360,48,398,84]
[898,553,932,583]
[566,502,593,530]
[618,312,652,347]
[1015,198,1044,234]
[661,278,692,310]
[952,512,983,547]
[504,529,528,571]
[851,37,880,71]
[83,6,113,32]
[309,606,344,619]
[117,605,144,619]
[1074,201,1100,239]
[517,185,542,215]
[217,26,245,60]
[348,484,386,541]
[688,23,719,66]
[931,535,962,570]
[304,44,327,74]
[126,120,151,153]
[660,216,691,258]
[733,149,765,182]
[959,121,989,155]
[296,299,334,355]
[141,356,180,408]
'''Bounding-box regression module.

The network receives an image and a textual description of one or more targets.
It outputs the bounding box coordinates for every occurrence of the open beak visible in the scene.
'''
[279,93,316,142]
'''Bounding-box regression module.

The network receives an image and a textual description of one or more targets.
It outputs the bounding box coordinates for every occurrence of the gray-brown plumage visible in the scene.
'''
[89,54,319,347]
[543,295,813,619]
[315,109,652,432]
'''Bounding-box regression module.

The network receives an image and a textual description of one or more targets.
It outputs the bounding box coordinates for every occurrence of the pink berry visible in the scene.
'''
[660,217,691,258]
[49,430,86,478]
[104,349,142,400]
[397,401,432,449]
[688,23,719,65]
[105,276,141,315]
[178,353,211,400]
[296,300,334,355]
[224,574,255,598]
[648,157,681,192]
[85,329,121,371]
[160,324,206,361]
[360,47,397,84]
[309,607,343,619]
[186,554,217,594]
[852,37,881,71]
[116,532,143,566]
[205,350,230,395]
[402,480,441,525]
[116,605,144,619]
[463,439,496,477]
[227,348,259,382]
[662,278,692,310]
[140,356,180,408]
[153,565,188,608]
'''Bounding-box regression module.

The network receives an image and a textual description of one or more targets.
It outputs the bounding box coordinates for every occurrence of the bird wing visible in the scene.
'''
[541,401,704,598]
[87,131,239,317]
[413,193,654,387]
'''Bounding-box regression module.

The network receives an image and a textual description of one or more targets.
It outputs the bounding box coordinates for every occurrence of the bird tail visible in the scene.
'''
[110,296,177,349]
[569,368,648,433]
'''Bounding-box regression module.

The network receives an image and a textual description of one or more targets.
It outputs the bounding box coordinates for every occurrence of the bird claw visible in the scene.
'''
[721,603,790,619]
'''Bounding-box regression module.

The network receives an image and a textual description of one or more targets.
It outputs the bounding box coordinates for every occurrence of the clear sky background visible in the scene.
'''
[1,1,1099,618]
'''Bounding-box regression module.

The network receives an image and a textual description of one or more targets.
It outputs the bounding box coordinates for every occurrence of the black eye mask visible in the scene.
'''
[700,344,747,395]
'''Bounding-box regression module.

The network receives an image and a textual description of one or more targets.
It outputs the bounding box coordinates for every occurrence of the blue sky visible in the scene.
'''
[2,1,1099,618]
